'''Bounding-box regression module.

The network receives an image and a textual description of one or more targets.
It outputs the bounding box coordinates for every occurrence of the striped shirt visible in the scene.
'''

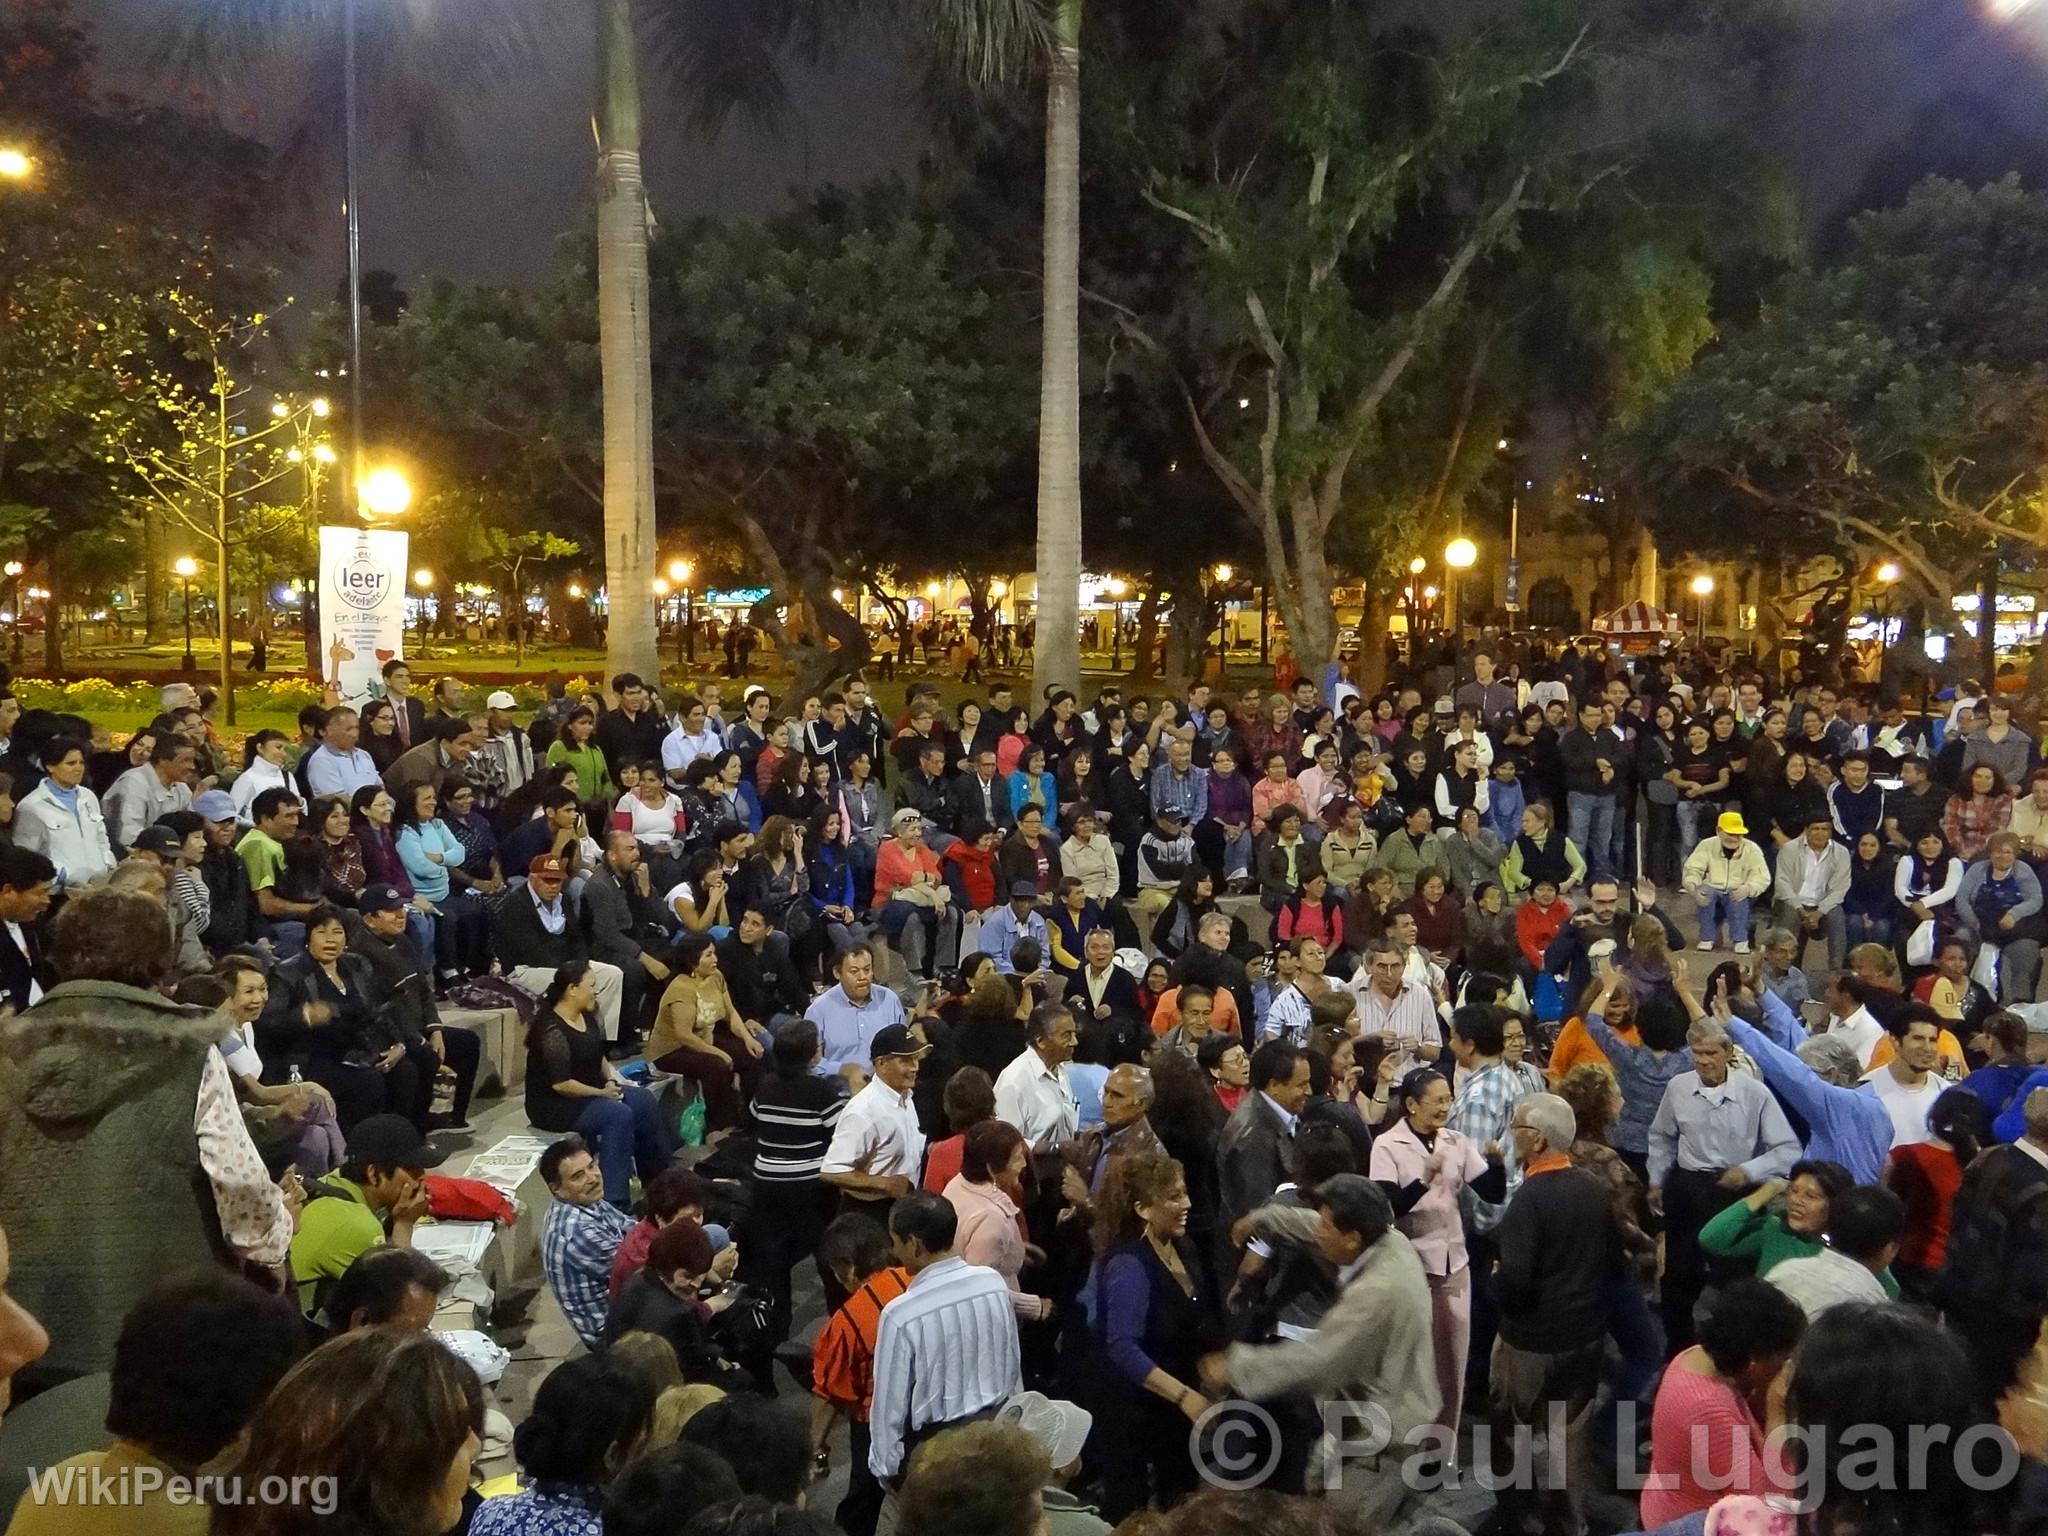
[812,1266,913,1421]
[752,1071,849,1182]
[868,1256,1022,1478]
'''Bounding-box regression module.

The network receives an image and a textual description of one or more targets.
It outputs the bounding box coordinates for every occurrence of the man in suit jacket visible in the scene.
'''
[582,830,675,1048]
[1202,1175,1440,1525]
[1216,1039,1311,1230]
[1065,929,1141,1025]
[380,658,430,751]
[946,749,1014,835]
[0,844,54,1012]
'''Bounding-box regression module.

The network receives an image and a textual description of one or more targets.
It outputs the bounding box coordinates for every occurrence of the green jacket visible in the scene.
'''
[1699,1199,1900,1297]
[0,982,230,1381]
[1373,829,1447,900]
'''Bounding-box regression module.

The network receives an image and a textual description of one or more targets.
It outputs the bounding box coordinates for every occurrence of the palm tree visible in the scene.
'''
[157,0,840,689]
[929,0,1082,701]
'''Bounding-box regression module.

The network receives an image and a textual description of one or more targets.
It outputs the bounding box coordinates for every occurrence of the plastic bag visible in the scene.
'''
[677,1093,708,1148]
[1905,920,1935,968]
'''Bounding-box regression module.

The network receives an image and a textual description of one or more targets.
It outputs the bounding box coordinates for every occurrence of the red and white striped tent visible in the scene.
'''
[1592,600,1684,636]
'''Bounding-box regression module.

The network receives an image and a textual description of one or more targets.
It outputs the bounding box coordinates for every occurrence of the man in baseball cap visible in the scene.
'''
[492,852,627,1046]
[485,690,517,712]
[127,824,185,863]
[821,1022,929,1213]
[981,880,1049,977]
[997,1390,1095,1496]
[352,886,481,1131]
[289,1113,444,1308]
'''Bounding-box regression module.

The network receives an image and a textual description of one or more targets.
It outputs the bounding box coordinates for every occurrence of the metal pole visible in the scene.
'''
[181,577,194,672]
[684,587,695,663]
[1259,585,1270,665]
[343,0,366,517]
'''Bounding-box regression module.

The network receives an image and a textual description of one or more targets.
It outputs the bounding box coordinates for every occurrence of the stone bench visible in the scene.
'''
[450,1005,523,1096]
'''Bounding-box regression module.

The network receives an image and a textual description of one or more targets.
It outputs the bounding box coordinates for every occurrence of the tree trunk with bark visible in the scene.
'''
[595,0,661,686]
[140,503,167,644]
[1030,1,1084,702]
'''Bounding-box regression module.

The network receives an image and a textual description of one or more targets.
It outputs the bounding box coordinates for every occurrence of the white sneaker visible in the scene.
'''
[1734,941,1752,955]
[1696,939,1714,952]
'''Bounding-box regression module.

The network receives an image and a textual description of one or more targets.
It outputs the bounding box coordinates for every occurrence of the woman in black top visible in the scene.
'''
[1767,750,1830,855]
[1672,720,1730,854]
[256,903,400,1133]
[1151,869,1220,961]
[606,1218,735,1382]
[1636,701,1682,887]
[1710,710,1749,812]
[1091,1150,1218,1520]
[1106,740,1154,896]
[525,961,675,1207]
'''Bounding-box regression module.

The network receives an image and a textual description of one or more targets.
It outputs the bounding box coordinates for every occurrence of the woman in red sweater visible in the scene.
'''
[1515,876,1572,973]
[1641,1277,1806,1529]
[1399,870,1465,966]
[1881,1085,1989,1301]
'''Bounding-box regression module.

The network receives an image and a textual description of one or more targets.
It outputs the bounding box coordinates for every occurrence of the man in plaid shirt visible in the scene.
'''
[539,1135,634,1347]
[1446,1006,1528,1237]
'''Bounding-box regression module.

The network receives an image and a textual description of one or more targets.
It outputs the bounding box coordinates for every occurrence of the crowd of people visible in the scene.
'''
[5,644,2048,1536]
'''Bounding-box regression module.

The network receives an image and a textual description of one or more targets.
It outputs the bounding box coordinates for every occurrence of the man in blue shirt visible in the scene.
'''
[978,882,1049,975]
[805,945,907,1084]
[539,1134,634,1348]
[1722,985,1895,1183]
[300,707,382,799]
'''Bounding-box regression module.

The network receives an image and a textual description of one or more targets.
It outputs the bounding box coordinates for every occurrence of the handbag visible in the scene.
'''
[1905,919,1936,968]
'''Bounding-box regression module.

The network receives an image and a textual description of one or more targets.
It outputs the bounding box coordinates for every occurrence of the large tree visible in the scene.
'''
[1104,0,1790,674]
[1625,175,2048,661]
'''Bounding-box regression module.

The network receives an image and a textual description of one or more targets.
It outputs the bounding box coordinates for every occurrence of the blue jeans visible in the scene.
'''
[573,1085,676,1207]
[1674,797,1713,856]
[265,921,307,957]
[405,909,435,967]
[1567,792,1615,882]
[1701,889,1752,946]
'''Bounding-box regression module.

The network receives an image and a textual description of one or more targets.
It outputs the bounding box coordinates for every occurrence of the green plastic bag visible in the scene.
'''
[676,1094,707,1148]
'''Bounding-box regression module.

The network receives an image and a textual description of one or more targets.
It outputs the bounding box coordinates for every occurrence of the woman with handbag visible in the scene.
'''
[873,807,959,979]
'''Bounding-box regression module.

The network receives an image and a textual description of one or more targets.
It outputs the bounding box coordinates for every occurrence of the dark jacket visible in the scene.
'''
[997,834,1063,896]
[198,844,262,951]
[255,949,395,1066]
[492,882,592,973]
[596,706,668,781]
[0,918,48,1014]
[1938,1142,2048,1322]
[1559,726,1623,800]
[717,932,806,1020]
[1493,1162,1618,1353]
[345,920,441,1046]
[604,1269,729,1380]
[1216,1091,1299,1229]
[899,770,955,834]
[947,773,1014,835]
[583,862,660,972]
[1542,902,1681,1002]
[1065,962,1143,1025]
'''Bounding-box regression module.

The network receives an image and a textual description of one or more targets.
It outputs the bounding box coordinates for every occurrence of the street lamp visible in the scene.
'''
[1444,538,1478,640]
[173,557,199,672]
[1105,577,1128,669]
[358,467,412,518]
[668,559,695,663]
[412,568,434,659]
[1690,573,1716,645]
[0,148,32,181]
[1876,561,1903,685]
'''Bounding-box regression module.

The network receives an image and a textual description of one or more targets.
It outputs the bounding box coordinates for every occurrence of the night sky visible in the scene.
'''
[68,0,2048,297]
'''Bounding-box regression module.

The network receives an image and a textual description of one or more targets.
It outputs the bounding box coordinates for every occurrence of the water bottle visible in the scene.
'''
[287,1063,303,1086]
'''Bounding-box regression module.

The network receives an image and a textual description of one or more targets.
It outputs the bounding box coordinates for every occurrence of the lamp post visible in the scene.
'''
[412,569,434,658]
[668,559,693,665]
[1444,538,1478,644]
[1875,561,1902,687]
[1105,578,1126,670]
[174,557,199,672]
[1690,573,1716,648]
[1407,557,1428,656]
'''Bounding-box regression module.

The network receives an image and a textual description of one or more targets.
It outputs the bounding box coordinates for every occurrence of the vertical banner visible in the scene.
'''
[318,524,409,704]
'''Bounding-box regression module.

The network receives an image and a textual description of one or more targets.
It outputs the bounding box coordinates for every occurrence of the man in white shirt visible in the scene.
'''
[1823,973,1888,1068]
[867,1190,1023,1482]
[1860,1009,1947,1148]
[1386,909,1447,992]
[822,1023,928,1216]
[1768,1185,1905,1320]
[994,1002,1080,1151]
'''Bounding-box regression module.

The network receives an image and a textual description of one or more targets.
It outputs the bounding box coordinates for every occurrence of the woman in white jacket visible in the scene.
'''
[230,729,300,823]
[15,737,116,889]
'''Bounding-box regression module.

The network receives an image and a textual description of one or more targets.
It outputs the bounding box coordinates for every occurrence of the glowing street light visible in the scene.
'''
[1409,557,1428,576]
[310,397,331,418]
[1690,572,1716,644]
[925,581,942,599]
[1875,564,1904,683]
[413,568,434,590]
[653,578,671,598]
[358,467,412,517]
[567,582,584,599]
[666,561,696,660]
[668,558,692,585]
[0,149,32,181]
[1213,564,1235,583]
[990,580,1009,600]
[1877,562,1902,585]
[313,444,337,465]
[1444,538,1478,570]
[173,557,200,672]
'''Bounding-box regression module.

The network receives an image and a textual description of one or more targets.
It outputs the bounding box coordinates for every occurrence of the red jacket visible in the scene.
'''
[1516,897,1572,971]
[943,840,999,911]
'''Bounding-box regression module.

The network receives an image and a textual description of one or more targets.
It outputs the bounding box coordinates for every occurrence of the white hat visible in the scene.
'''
[997,1391,1092,1469]
[485,690,516,710]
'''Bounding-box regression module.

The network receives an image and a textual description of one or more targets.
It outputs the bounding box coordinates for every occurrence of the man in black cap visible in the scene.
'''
[288,1113,444,1313]
[348,884,482,1132]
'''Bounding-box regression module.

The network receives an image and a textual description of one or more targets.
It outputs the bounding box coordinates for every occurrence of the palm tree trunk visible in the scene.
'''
[596,0,660,683]
[1030,0,1083,702]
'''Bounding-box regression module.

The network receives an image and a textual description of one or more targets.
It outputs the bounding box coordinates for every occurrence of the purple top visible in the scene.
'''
[1101,1248,1162,1385]
[355,822,415,900]
[1206,770,1253,829]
